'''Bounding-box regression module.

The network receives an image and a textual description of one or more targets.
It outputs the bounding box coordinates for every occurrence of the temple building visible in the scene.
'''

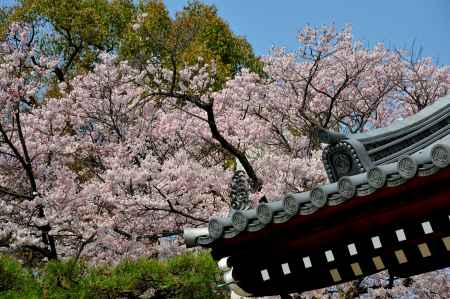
[183,94,450,297]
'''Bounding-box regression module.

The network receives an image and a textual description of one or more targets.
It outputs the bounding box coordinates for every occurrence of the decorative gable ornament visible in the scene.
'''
[183,94,450,297]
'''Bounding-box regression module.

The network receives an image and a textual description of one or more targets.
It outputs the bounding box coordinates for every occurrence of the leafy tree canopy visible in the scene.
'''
[5,0,261,85]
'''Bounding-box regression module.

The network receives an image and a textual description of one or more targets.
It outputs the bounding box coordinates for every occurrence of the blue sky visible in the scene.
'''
[164,0,450,65]
[2,0,449,65]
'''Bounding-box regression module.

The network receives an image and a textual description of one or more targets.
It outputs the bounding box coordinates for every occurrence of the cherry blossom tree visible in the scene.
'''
[298,269,449,299]
[0,22,448,297]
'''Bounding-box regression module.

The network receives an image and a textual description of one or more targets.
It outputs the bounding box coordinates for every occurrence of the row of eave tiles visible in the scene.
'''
[201,135,450,243]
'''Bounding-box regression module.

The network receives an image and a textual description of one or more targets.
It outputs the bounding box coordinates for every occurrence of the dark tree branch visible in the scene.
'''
[152,185,209,223]
[0,110,57,259]
[15,108,38,192]
[0,122,30,181]
[62,41,83,76]
[204,102,262,191]
[74,232,96,263]
[149,91,262,192]
[0,185,33,200]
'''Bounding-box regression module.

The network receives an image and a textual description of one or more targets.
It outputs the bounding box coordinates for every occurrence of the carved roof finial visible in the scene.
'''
[230,158,251,211]
[314,127,348,145]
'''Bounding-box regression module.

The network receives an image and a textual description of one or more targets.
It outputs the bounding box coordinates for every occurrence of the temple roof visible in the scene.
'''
[183,94,450,248]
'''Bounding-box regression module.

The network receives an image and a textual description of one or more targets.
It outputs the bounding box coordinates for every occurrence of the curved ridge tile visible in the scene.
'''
[283,192,311,215]
[367,163,397,189]
[338,173,368,199]
[352,94,450,143]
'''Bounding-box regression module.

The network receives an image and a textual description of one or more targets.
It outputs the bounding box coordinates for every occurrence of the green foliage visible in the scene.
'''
[177,1,262,76]
[121,0,262,87]
[119,0,172,69]
[10,0,136,78]
[0,254,41,298]
[0,7,12,38]
[4,0,261,85]
[0,251,227,299]
[166,252,222,298]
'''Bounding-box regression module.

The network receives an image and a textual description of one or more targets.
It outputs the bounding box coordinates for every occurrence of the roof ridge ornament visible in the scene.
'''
[229,157,251,211]
[322,138,374,182]
[315,127,348,145]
